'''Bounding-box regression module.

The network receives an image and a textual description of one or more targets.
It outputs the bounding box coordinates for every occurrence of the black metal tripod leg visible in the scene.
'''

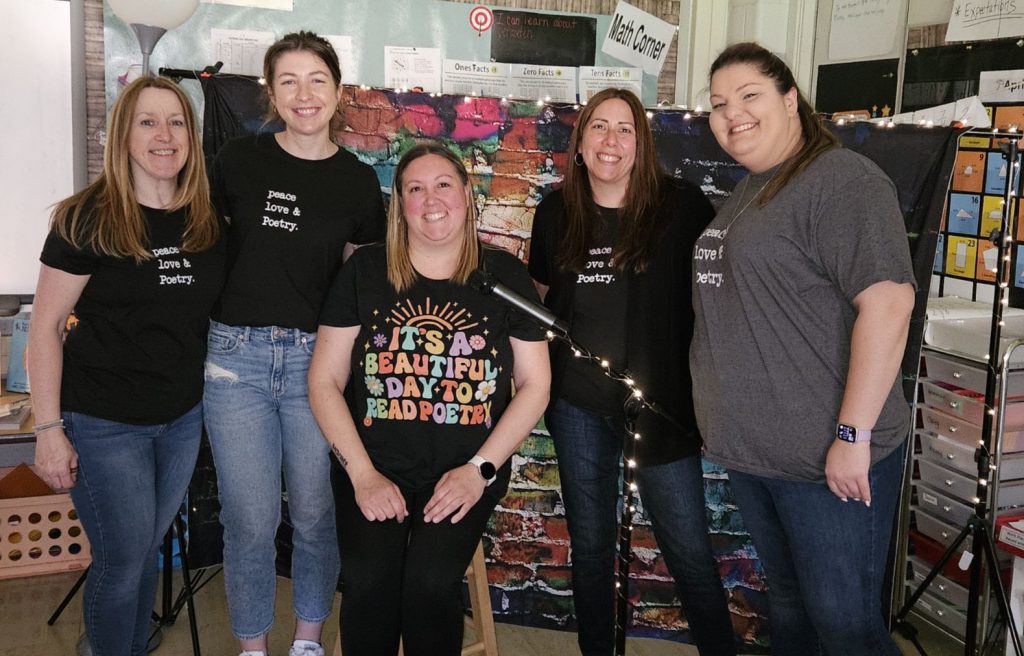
[174,514,201,656]
[898,522,974,620]
[979,529,1024,656]
[47,566,89,625]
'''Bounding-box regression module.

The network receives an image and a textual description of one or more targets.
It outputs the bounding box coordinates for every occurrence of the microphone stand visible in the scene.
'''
[544,329,684,656]
[473,275,682,654]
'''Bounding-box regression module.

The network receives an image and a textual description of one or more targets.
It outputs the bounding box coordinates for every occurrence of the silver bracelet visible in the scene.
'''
[33,419,65,434]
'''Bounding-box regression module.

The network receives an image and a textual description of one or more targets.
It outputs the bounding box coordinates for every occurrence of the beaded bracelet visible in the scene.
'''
[33,419,65,434]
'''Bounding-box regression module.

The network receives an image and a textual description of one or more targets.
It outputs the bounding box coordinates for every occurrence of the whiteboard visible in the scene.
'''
[829,0,906,61]
[0,0,74,296]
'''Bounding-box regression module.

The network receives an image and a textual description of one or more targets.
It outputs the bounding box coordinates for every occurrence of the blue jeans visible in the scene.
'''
[547,399,736,656]
[63,403,202,656]
[726,445,906,656]
[203,320,339,639]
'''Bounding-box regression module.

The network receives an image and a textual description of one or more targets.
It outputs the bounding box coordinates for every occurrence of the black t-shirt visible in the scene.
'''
[529,179,715,466]
[319,244,545,490]
[558,206,628,415]
[210,133,386,332]
[40,205,226,424]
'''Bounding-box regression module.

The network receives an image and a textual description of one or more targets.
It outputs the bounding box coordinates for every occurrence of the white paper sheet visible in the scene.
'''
[442,60,511,97]
[578,66,642,101]
[829,0,905,60]
[947,1,1024,42]
[384,46,441,92]
[211,28,275,76]
[509,64,577,103]
[980,69,1024,103]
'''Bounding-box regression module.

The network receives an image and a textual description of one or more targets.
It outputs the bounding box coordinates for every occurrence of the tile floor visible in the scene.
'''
[0,568,970,655]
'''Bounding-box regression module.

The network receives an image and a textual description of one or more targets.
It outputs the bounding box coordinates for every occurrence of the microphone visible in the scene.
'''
[469,269,568,337]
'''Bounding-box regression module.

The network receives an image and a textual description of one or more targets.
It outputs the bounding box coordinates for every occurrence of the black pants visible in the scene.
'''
[332,465,503,656]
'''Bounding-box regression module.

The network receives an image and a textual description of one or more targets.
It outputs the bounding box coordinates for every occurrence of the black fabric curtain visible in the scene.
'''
[903,39,1024,113]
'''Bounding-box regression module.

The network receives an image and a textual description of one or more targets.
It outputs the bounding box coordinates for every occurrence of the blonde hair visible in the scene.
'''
[51,76,218,261]
[386,143,479,292]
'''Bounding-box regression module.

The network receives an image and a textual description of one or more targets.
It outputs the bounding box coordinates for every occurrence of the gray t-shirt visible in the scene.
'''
[690,147,915,482]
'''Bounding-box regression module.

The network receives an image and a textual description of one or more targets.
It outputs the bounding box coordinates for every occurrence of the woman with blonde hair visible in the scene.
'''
[310,142,550,654]
[29,75,224,656]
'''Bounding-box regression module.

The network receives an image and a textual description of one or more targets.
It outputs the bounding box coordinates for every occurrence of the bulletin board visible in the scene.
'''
[101,0,662,108]
[932,106,1024,305]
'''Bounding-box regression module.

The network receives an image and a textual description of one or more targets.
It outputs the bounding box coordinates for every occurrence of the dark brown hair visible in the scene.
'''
[559,88,663,273]
[709,42,839,204]
[262,31,343,127]
[51,76,218,262]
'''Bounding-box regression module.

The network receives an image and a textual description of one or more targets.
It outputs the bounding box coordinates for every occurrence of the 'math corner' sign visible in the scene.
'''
[600,1,676,77]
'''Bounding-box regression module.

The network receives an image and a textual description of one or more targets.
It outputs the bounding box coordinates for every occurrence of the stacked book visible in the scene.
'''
[0,396,30,431]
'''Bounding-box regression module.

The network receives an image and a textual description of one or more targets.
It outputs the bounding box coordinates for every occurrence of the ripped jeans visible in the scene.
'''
[202,320,339,639]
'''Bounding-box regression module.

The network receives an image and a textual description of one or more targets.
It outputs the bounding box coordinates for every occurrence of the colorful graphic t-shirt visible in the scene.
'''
[319,244,545,489]
[40,204,226,424]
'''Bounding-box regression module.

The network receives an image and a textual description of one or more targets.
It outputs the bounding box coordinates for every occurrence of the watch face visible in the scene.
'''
[836,424,857,442]
[479,461,496,480]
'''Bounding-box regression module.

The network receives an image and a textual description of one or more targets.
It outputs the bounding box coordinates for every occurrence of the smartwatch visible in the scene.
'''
[469,455,497,486]
[836,423,872,443]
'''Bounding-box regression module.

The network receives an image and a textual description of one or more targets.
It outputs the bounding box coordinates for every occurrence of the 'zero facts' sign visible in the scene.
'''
[470,6,494,34]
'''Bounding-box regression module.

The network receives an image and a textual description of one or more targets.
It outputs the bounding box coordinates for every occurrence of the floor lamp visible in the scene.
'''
[107,0,199,75]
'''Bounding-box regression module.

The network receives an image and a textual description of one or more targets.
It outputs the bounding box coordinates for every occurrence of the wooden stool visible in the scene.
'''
[332,541,498,656]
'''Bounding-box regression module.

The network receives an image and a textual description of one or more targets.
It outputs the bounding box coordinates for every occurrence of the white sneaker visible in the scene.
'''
[238,651,268,656]
[289,640,325,656]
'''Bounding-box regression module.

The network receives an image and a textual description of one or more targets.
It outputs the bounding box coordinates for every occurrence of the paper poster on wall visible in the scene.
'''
[979,69,1024,102]
[947,2,1024,42]
[212,28,274,76]
[981,195,1005,237]
[323,35,355,86]
[948,193,981,234]
[442,60,511,97]
[490,10,596,68]
[509,64,577,102]
[384,46,441,92]
[600,1,676,76]
[953,150,986,192]
[946,236,978,277]
[829,0,905,60]
[578,66,642,100]
[202,0,292,9]
[977,242,999,281]
[985,151,1020,195]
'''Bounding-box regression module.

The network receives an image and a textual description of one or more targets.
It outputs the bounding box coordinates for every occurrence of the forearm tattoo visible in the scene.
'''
[332,444,348,468]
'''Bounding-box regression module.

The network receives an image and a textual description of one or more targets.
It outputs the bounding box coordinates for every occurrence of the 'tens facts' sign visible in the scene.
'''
[600,1,676,77]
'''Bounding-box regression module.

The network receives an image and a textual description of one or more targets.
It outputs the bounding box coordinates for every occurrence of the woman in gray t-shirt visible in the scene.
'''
[693,42,915,655]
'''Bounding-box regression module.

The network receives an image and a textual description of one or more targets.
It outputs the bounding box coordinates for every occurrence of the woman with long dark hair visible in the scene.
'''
[529,88,735,655]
